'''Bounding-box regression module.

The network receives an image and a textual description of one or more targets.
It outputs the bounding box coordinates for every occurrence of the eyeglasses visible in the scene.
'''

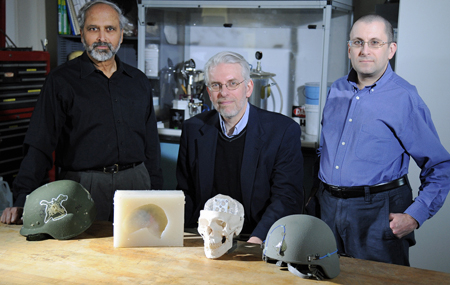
[207,79,246,92]
[348,40,391,48]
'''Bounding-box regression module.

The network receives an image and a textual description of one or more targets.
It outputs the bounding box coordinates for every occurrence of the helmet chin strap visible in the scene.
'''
[287,263,324,281]
[26,233,52,241]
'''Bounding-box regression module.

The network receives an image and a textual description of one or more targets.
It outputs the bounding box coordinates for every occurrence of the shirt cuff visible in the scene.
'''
[13,193,27,208]
[404,201,429,227]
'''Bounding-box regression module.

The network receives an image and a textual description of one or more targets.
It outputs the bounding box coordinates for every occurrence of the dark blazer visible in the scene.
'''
[176,104,304,240]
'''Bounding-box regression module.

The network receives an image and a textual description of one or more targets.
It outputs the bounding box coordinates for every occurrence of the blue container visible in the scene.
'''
[304,83,320,105]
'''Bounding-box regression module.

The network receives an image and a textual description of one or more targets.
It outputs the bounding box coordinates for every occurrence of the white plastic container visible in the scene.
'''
[145,44,159,77]
[304,82,320,105]
[305,104,320,136]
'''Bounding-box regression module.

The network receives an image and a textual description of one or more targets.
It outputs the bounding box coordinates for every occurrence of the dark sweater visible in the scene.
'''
[212,128,247,207]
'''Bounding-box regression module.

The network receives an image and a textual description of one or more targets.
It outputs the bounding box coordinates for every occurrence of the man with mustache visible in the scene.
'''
[1,0,162,224]
[315,14,450,265]
[176,51,304,244]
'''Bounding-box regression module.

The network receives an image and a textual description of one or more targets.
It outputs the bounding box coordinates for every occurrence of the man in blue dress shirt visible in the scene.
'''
[317,14,450,265]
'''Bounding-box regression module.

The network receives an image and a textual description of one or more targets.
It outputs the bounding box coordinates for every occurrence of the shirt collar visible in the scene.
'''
[219,102,250,138]
[373,63,394,87]
[347,62,394,89]
[79,51,132,78]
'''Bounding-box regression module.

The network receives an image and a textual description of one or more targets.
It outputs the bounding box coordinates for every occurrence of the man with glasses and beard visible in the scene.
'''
[176,51,304,244]
[1,0,162,224]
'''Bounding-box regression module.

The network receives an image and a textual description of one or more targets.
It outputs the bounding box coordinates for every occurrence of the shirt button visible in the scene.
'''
[371,88,374,92]
[349,118,353,122]
[356,96,360,100]
[341,142,345,145]
[335,165,339,169]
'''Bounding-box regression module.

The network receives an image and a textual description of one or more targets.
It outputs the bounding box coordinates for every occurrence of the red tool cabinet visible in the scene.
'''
[0,51,52,188]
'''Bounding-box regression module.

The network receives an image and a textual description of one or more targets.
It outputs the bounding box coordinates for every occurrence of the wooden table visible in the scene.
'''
[1,221,449,284]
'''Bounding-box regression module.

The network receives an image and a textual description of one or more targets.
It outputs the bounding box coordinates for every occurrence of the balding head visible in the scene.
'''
[350,15,394,43]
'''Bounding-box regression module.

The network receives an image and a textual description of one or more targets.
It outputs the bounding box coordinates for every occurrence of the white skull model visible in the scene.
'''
[197,194,245,259]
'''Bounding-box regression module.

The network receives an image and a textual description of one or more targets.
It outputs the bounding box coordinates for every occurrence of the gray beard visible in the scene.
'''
[84,41,121,62]
[214,100,245,120]
[218,108,239,120]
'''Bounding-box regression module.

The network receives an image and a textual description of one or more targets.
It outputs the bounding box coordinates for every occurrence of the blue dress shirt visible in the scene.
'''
[318,64,450,226]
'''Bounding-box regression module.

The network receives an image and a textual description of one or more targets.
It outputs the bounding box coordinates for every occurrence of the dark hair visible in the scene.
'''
[78,0,127,31]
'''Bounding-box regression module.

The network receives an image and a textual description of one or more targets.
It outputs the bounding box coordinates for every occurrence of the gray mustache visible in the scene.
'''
[92,42,112,50]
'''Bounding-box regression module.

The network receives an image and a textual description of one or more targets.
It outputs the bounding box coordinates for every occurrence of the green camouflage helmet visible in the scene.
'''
[262,214,340,280]
[20,180,96,240]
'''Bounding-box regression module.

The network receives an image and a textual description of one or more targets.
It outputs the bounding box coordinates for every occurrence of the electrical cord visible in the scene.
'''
[0,28,18,48]
[270,76,284,113]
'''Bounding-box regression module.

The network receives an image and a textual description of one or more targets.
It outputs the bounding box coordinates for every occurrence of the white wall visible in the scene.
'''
[397,0,450,274]
[5,0,46,51]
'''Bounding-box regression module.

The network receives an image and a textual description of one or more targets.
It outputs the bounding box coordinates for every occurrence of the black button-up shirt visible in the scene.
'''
[13,52,162,206]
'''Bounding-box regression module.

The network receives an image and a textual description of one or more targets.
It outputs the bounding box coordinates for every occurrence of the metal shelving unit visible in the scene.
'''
[137,0,353,148]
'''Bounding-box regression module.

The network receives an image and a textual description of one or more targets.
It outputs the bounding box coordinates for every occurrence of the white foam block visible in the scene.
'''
[113,190,185,248]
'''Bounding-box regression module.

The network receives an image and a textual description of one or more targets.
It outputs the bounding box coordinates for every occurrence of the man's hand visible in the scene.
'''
[389,213,418,239]
[0,207,24,224]
[247,236,263,244]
